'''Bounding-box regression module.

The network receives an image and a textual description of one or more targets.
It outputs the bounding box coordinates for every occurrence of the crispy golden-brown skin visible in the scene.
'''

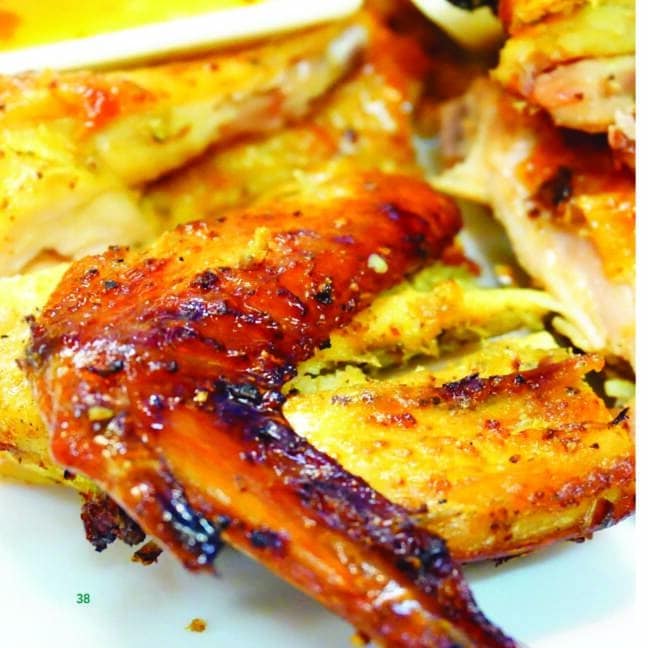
[0,262,558,491]
[0,264,95,491]
[1,262,635,564]
[0,13,422,491]
[143,0,488,230]
[0,4,422,481]
[499,0,591,32]
[0,21,367,275]
[286,353,634,562]
[2,5,634,582]
[0,2,474,491]
[25,173,523,647]
[433,80,635,363]
[494,0,634,94]
[493,0,635,162]
[0,9,635,630]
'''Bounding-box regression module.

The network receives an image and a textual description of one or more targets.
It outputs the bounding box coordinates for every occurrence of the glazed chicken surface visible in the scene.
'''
[0,2,432,490]
[2,3,633,567]
[0,2,635,646]
[26,172,525,647]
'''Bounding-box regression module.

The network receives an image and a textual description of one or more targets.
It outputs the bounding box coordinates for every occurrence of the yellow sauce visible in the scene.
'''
[0,0,260,51]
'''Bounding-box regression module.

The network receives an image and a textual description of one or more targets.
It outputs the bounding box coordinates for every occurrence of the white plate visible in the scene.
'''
[0,481,635,647]
[411,0,503,51]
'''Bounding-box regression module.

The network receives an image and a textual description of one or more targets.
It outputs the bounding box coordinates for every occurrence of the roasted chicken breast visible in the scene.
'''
[288,352,634,562]
[141,7,430,227]
[0,21,366,275]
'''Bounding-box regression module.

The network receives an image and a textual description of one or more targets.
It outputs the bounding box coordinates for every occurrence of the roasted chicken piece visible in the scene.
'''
[433,80,635,364]
[141,7,430,227]
[143,0,491,230]
[0,3,433,488]
[2,1,633,576]
[493,0,635,165]
[0,20,366,275]
[290,263,561,382]
[0,2,466,489]
[287,350,634,562]
[0,264,85,487]
[25,173,521,647]
[1,260,635,565]
[0,261,558,491]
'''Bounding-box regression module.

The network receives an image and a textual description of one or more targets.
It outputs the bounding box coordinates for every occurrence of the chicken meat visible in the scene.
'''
[0,20,367,275]
[433,80,634,364]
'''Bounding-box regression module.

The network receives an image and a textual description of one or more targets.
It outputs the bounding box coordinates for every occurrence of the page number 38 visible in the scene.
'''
[76,593,91,604]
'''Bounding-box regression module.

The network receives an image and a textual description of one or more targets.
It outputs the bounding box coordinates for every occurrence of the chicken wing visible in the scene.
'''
[25,173,521,647]
[2,260,634,566]
[0,20,366,275]
[0,261,558,491]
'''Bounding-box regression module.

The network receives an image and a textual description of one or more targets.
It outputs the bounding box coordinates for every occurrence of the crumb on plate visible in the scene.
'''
[131,540,163,565]
[186,618,207,633]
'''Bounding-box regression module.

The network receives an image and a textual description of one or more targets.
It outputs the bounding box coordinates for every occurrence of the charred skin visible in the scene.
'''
[80,492,146,552]
[26,173,513,647]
